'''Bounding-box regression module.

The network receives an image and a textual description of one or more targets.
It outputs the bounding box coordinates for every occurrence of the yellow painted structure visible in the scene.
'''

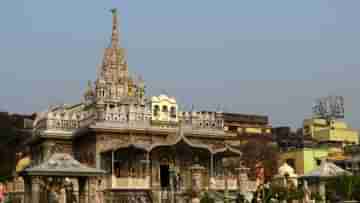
[303,118,358,144]
[245,127,262,134]
[151,94,178,123]
[15,157,31,173]
[279,148,329,175]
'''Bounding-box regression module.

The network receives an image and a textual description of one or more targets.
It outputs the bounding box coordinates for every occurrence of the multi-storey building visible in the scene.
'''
[303,118,359,146]
[277,116,359,176]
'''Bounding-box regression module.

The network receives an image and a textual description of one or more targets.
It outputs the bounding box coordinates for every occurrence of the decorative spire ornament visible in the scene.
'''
[110,8,119,48]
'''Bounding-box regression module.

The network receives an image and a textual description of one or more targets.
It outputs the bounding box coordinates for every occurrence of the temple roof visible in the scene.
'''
[102,127,241,156]
[24,153,105,177]
[301,161,351,179]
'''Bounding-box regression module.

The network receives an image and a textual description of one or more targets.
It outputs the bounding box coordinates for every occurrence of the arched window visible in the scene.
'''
[170,107,176,118]
[162,105,168,113]
[153,105,160,116]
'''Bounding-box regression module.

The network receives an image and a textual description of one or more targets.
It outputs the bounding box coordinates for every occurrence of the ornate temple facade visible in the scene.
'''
[21,9,271,202]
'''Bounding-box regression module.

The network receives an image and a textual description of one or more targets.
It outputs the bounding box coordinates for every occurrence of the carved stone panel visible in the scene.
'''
[96,133,130,152]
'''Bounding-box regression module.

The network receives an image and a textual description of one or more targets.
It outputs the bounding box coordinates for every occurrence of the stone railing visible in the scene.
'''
[79,114,96,128]
[210,176,238,191]
[111,176,150,189]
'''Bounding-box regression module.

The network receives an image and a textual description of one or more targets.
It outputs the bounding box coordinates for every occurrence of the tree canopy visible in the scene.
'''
[240,140,279,181]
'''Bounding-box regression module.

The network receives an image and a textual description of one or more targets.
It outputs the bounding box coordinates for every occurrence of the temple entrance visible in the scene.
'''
[160,165,170,188]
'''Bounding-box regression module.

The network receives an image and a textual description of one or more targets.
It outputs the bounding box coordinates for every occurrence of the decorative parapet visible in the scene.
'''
[33,103,97,132]
[180,111,224,130]
[210,177,238,191]
[111,176,150,189]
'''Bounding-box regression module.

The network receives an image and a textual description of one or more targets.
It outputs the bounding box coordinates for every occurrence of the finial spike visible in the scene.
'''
[110,8,119,48]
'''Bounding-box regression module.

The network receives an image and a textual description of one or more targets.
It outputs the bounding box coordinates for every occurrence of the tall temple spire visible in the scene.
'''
[110,8,119,48]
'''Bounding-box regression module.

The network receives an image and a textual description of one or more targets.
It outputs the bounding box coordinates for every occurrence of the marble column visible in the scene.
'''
[209,154,215,190]
[42,142,56,161]
[31,176,41,203]
[111,151,115,175]
[96,154,101,169]
[146,152,151,188]
[190,164,205,203]
[210,154,214,178]
[236,167,250,194]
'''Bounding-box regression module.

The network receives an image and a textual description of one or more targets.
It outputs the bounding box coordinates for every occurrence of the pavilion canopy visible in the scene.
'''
[24,153,105,177]
[301,161,351,179]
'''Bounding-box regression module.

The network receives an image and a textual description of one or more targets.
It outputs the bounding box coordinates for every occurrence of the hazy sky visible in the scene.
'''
[1,1,360,129]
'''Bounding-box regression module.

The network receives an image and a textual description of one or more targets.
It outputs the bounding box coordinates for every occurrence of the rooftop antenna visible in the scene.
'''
[312,95,345,121]
[215,104,222,113]
[190,104,195,112]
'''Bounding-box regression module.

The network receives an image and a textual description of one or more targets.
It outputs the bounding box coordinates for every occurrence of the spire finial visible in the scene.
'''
[87,80,92,88]
[110,8,119,48]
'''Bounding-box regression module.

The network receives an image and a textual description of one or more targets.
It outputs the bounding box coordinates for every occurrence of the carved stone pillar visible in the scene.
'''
[146,152,151,188]
[190,164,205,203]
[78,177,87,203]
[236,167,250,194]
[31,176,41,203]
[42,142,56,161]
[96,154,101,169]
[210,154,214,177]
[209,154,215,190]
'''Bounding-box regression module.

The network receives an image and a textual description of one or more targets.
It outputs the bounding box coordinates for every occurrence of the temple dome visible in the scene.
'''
[83,81,95,98]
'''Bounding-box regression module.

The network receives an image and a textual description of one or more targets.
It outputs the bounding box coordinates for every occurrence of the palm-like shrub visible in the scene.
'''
[327,175,360,201]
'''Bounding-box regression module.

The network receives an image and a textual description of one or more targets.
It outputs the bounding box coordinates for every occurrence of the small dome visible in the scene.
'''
[84,81,95,98]
[278,162,296,177]
[84,89,95,98]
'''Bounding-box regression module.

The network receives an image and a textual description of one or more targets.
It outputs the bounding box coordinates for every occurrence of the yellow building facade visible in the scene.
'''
[151,94,178,123]
[303,118,358,144]
[279,148,329,175]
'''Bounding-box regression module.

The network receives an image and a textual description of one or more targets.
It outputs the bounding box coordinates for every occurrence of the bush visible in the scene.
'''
[327,175,360,201]
[200,192,215,203]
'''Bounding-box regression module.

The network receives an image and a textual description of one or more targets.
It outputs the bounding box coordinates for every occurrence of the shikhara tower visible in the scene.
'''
[94,9,147,121]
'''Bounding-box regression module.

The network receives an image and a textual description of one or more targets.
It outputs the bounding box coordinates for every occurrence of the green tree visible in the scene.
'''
[240,140,279,181]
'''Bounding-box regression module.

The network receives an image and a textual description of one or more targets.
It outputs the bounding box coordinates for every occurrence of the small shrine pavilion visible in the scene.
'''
[22,153,105,203]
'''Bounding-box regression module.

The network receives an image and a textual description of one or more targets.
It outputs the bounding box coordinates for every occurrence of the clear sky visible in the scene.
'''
[1,0,360,129]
